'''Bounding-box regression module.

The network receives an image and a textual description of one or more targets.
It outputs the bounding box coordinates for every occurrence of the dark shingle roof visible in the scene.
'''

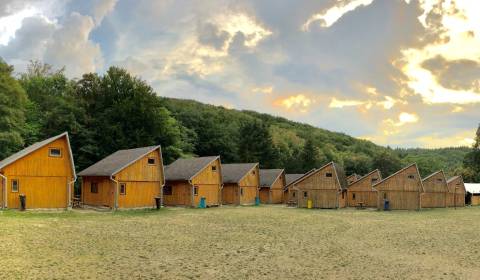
[222,163,258,184]
[78,146,161,177]
[285,174,304,186]
[259,169,284,188]
[0,132,75,177]
[165,156,219,181]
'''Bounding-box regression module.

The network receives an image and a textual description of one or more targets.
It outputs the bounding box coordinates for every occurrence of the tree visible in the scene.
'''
[372,150,402,177]
[462,124,480,182]
[0,60,27,158]
[238,119,278,168]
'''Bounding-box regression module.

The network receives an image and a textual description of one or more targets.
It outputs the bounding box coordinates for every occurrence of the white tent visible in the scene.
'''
[465,183,480,194]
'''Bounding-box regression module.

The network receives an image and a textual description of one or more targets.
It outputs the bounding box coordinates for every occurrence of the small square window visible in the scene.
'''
[352,193,356,200]
[371,178,378,183]
[303,191,308,198]
[119,183,126,195]
[252,170,256,175]
[292,191,296,198]
[11,179,19,193]
[164,185,173,195]
[240,188,244,196]
[49,148,62,157]
[147,158,156,165]
[456,183,460,186]
[408,174,415,179]
[212,165,217,171]
[194,186,199,196]
[437,178,443,182]
[90,182,98,194]
[326,173,333,177]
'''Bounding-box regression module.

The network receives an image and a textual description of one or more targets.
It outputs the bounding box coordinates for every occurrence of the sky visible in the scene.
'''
[0,0,479,148]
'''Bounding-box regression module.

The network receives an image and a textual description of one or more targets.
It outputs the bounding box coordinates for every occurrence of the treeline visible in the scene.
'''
[0,59,476,180]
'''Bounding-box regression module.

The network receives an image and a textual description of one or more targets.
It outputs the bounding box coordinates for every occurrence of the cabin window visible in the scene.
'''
[212,165,217,172]
[303,191,308,198]
[194,186,199,196]
[383,193,387,199]
[342,192,345,199]
[437,178,443,182]
[456,183,460,186]
[48,148,62,157]
[147,158,156,165]
[164,185,173,195]
[252,170,256,175]
[371,178,378,183]
[292,191,296,198]
[90,183,98,194]
[119,183,126,195]
[240,188,244,196]
[408,174,415,179]
[352,193,356,200]
[326,173,333,177]
[11,179,19,193]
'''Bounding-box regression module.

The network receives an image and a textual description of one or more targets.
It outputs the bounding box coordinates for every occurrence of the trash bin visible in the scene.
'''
[154,196,161,210]
[19,194,26,211]
[383,199,390,211]
[255,196,260,206]
[198,197,206,208]
[307,199,313,209]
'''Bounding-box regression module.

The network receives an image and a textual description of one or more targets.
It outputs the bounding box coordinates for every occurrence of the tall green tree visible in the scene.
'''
[0,60,27,158]
[372,150,403,177]
[462,124,480,182]
[238,119,278,168]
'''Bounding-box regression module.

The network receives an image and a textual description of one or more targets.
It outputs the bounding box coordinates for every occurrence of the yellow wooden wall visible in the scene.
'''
[115,150,163,182]
[347,170,380,207]
[0,179,3,207]
[1,137,74,209]
[294,164,341,208]
[270,173,285,204]
[82,177,114,208]
[238,165,259,205]
[375,165,422,210]
[191,158,221,206]
[472,195,480,206]
[259,188,269,203]
[421,172,447,208]
[118,181,159,208]
[222,183,238,204]
[446,177,465,207]
[163,181,191,206]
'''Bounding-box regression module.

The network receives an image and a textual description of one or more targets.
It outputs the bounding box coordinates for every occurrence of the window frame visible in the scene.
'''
[164,185,173,196]
[147,157,156,165]
[352,193,356,200]
[408,174,415,179]
[48,147,62,158]
[303,191,308,198]
[211,165,217,172]
[119,183,126,195]
[371,178,378,183]
[193,186,199,196]
[240,187,244,196]
[325,172,333,178]
[11,179,19,193]
[90,182,98,194]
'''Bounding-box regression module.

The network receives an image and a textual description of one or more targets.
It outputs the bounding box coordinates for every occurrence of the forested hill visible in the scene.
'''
[0,60,472,180]
[161,97,470,177]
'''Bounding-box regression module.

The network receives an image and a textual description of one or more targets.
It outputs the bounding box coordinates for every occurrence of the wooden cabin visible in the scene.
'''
[421,171,448,208]
[222,163,259,205]
[78,146,164,209]
[164,156,222,207]
[291,162,348,209]
[373,163,423,210]
[259,169,286,204]
[446,176,466,207]
[346,169,381,208]
[347,173,362,185]
[465,183,480,206]
[284,173,307,204]
[0,132,76,209]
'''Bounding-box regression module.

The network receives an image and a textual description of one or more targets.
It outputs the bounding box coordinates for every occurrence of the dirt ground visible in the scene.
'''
[0,206,479,279]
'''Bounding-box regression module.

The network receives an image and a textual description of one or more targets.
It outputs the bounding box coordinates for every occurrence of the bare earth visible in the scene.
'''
[0,206,479,280]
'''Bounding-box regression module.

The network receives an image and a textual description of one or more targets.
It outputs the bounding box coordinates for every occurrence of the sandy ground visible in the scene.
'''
[0,206,479,279]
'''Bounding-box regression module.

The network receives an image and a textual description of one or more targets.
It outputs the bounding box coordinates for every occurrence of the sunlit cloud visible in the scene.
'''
[451,106,464,113]
[274,94,314,113]
[252,85,273,94]
[302,0,374,31]
[397,0,480,105]
[416,129,476,148]
[329,97,365,108]
[214,13,272,48]
[0,7,39,45]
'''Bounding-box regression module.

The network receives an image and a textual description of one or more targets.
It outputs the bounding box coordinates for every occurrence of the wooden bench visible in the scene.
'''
[356,201,365,209]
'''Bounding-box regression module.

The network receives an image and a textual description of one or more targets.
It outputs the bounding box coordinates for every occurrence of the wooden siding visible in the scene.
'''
[446,177,466,207]
[1,137,74,209]
[163,181,191,206]
[259,172,285,204]
[238,165,259,205]
[191,158,221,206]
[472,195,480,206]
[259,188,269,204]
[118,181,159,208]
[115,150,163,182]
[0,179,3,208]
[347,170,381,207]
[293,163,341,209]
[222,183,238,204]
[421,172,447,208]
[82,177,114,208]
[374,165,423,210]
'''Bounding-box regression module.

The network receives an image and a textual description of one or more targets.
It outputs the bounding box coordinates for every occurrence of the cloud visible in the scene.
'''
[302,0,374,30]
[93,0,117,25]
[416,129,476,148]
[274,94,314,113]
[329,97,365,108]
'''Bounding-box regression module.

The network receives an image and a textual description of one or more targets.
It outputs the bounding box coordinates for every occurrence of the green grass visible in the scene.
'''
[1,206,480,279]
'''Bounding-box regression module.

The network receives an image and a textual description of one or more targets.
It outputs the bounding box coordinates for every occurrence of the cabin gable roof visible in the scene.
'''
[292,162,348,190]
[347,169,382,190]
[78,146,162,177]
[164,156,220,181]
[259,169,285,188]
[372,163,424,192]
[222,163,258,184]
[0,132,76,177]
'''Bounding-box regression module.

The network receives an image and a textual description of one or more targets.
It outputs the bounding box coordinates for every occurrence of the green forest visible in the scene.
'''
[1,59,479,181]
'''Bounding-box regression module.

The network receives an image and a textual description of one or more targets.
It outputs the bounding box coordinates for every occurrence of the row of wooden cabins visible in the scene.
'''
[0,132,470,210]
